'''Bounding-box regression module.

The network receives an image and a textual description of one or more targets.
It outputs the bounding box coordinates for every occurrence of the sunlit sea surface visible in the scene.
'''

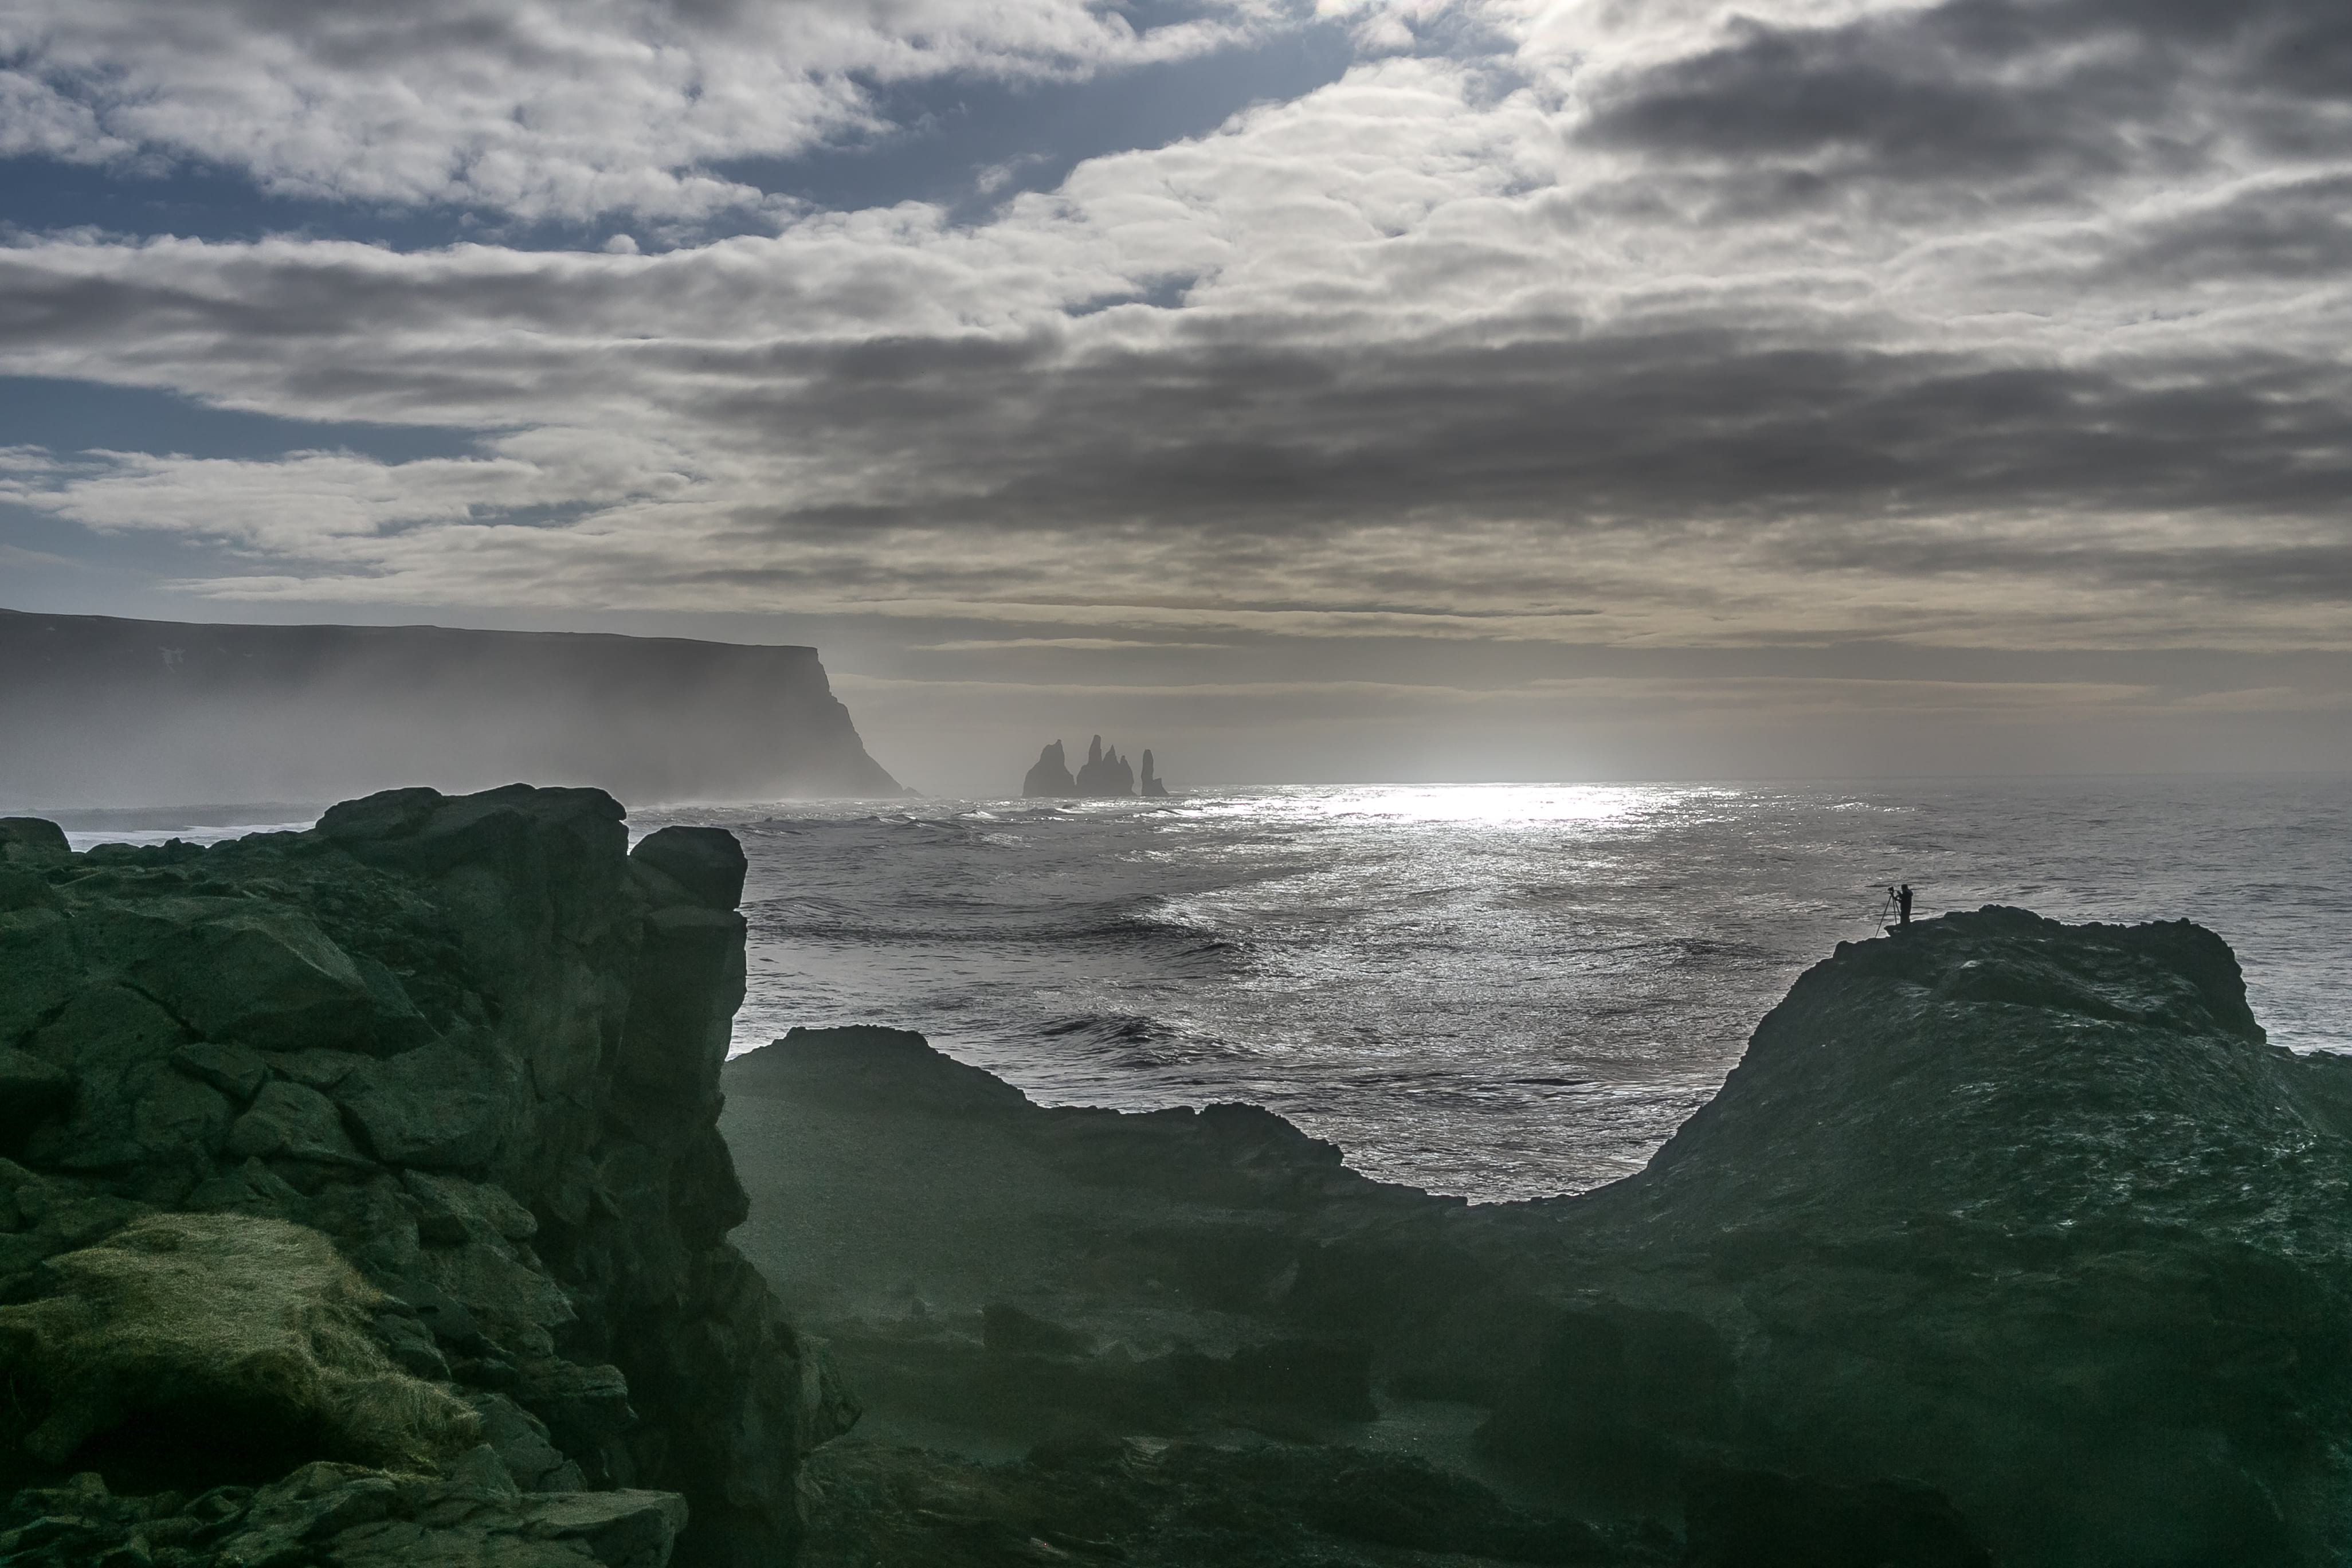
[63,779,2352,1202]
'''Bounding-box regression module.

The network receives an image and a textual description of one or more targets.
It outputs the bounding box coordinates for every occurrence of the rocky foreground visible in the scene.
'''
[728,910,2352,1568]
[0,788,852,1567]
[3,787,2345,1567]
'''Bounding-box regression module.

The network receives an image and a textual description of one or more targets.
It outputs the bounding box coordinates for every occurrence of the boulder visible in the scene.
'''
[338,1038,515,1171]
[471,1392,587,1493]
[72,900,394,1056]
[171,1041,269,1104]
[19,986,226,1181]
[0,818,69,865]
[628,827,746,913]
[224,1081,372,1168]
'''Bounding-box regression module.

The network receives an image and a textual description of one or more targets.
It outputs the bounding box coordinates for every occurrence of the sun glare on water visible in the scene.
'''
[1308,783,1664,826]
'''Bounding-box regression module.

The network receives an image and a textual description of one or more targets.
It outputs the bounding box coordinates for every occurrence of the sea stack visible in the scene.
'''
[1022,740,1077,798]
[1019,735,1169,798]
[1074,735,1136,797]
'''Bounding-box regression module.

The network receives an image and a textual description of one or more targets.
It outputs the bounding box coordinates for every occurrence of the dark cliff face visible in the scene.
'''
[1489,907,2352,1566]
[0,609,902,807]
[0,786,853,1567]
[721,909,2352,1567]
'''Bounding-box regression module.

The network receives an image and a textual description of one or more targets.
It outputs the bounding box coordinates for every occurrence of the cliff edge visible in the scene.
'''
[0,787,854,1567]
[0,609,902,808]
[725,908,2352,1567]
[1494,907,2352,1565]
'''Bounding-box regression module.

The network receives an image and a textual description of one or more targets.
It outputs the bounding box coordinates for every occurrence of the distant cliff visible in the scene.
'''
[0,609,901,808]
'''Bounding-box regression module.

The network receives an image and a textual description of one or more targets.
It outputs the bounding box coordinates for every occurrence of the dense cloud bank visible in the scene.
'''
[3,0,2351,775]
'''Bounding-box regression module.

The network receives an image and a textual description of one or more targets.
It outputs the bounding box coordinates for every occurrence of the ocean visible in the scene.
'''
[634,777,2352,1202]
[52,777,2350,1203]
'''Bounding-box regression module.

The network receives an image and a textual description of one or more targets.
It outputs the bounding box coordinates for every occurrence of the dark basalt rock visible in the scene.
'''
[0,819,70,864]
[1022,740,1077,799]
[1022,736,1174,799]
[728,909,2352,1567]
[1486,908,2352,1566]
[0,786,853,1567]
[1074,734,1136,797]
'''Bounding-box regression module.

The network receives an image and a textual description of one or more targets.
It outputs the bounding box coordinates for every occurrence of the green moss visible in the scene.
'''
[0,1213,479,1479]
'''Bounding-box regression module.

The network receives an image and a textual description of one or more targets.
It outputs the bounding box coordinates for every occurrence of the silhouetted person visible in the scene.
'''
[1894,884,1914,927]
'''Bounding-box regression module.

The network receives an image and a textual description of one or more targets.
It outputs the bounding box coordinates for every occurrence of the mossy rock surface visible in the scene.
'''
[0,1212,480,1479]
[0,786,845,1566]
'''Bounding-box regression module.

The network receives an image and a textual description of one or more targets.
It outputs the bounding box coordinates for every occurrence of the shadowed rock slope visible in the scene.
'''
[1493,908,2352,1566]
[728,910,2352,1567]
[0,787,853,1567]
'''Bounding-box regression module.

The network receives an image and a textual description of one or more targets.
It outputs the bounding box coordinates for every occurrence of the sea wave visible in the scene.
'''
[646,777,2352,1200]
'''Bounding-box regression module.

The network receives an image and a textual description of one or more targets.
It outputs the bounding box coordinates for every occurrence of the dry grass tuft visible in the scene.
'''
[0,1213,479,1472]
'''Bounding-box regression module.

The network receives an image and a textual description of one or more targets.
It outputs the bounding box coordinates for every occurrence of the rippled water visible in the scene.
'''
[48,779,2345,1200]
[628,777,2352,1202]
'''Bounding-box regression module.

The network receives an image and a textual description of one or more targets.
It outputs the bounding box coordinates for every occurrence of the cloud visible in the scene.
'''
[1571,0,2352,211]
[0,0,2349,678]
[912,637,1236,652]
[0,0,1306,221]
[0,542,73,570]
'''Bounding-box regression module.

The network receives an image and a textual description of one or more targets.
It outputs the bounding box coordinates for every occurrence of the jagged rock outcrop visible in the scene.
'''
[0,785,854,1567]
[724,910,2352,1567]
[0,607,902,807]
[1139,749,1169,798]
[1019,735,1173,799]
[1485,907,2352,1566]
[1073,735,1136,797]
[1021,741,1077,799]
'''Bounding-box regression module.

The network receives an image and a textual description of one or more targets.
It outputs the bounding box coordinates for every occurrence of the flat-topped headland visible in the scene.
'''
[3,791,2343,1566]
[0,608,901,809]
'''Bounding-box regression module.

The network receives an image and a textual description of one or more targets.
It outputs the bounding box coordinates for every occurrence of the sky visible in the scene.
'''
[4,0,2351,795]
